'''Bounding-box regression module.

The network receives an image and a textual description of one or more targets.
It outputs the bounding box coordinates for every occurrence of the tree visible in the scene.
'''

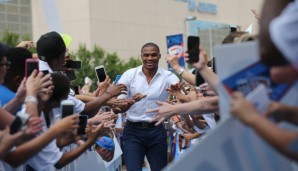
[71,44,141,89]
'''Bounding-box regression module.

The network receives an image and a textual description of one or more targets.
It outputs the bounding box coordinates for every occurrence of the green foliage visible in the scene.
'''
[71,44,141,89]
[1,30,36,52]
[1,30,20,47]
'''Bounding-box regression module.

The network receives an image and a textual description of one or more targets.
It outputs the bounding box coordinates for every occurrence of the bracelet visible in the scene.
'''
[177,68,185,76]
[25,96,38,105]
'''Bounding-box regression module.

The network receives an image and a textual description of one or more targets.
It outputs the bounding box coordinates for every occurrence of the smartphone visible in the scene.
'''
[187,36,200,63]
[95,65,107,82]
[195,69,205,87]
[77,115,88,136]
[74,85,80,95]
[64,60,82,69]
[25,59,39,77]
[10,112,29,134]
[64,70,77,81]
[60,100,74,118]
[212,57,216,73]
[114,74,122,84]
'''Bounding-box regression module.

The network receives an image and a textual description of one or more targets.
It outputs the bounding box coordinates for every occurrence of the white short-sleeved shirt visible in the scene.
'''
[25,112,63,171]
[118,66,179,122]
[270,0,298,69]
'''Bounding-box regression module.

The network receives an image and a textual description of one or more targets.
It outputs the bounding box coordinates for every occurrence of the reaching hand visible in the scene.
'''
[131,93,146,102]
[16,41,34,49]
[15,78,27,102]
[166,54,180,71]
[86,123,104,143]
[230,92,259,125]
[105,84,127,97]
[185,47,209,71]
[26,70,53,97]
[52,114,80,135]
[0,126,24,159]
[23,117,43,138]
[147,101,176,126]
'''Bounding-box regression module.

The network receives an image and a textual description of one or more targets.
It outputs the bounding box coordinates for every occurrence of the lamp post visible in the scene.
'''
[183,16,196,68]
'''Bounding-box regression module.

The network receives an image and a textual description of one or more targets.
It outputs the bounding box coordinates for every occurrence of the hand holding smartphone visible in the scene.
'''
[187,36,200,63]
[61,100,74,118]
[25,59,39,77]
[95,65,107,82]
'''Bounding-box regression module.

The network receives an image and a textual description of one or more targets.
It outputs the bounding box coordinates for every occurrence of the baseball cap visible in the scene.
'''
[269,1,298,70]
[36,31,66,61]
[95,136,115,151]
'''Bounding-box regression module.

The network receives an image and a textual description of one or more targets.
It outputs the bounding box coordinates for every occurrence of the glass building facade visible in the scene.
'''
[0,0,32,39]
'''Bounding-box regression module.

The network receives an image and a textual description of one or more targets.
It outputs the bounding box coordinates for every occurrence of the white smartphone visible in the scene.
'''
[95,65,107,82]
[60,100,75,118]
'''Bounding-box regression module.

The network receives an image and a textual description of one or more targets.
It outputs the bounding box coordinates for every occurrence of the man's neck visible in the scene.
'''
[142,67,158,79]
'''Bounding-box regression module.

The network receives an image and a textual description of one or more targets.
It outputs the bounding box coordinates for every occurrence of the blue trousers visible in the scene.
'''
[123,124,167,171]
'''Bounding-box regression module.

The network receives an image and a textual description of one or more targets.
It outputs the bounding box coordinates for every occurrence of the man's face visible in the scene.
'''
[141,46,161,71]
[270,65,298,84]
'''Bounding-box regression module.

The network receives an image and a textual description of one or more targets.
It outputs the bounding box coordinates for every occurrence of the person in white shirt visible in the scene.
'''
[117,42,179,171]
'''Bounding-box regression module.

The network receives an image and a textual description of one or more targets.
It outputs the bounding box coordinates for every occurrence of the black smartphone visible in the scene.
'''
[95,65,107,82]
[64,60,82,69]
[10,112,29,134]
[77,115,88,135]
[195,69,205,87]
[74,85,80,95]
[61,100,74,118]
[64,70,77,81]
[25,59,39,77]
[212,57,216,73]
[187,36,200,63]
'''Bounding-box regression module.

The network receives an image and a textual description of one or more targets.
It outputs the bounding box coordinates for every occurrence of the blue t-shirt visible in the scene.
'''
[0,84,18,114]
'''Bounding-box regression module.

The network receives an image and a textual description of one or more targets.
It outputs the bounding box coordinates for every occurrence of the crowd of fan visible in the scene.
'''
[0,0,298,170]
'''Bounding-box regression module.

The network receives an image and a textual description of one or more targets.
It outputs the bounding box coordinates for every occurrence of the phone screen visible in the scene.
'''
[212,57,216,73]
[64,60,82,69]
[61,104,74,118]
[26,60,39,77]
[187,36,200,63]
[10,116,22,134]
[77,115,88,135]
[74,85,80,95]
[96,67,106,82]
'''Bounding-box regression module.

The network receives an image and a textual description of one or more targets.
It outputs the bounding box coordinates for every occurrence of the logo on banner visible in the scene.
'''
[166,34,185,71]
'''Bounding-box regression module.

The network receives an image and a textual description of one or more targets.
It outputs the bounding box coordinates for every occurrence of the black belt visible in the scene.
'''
[126,120,157,128]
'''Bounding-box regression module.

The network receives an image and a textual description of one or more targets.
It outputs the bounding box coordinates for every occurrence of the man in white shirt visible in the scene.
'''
[118,43,179,171]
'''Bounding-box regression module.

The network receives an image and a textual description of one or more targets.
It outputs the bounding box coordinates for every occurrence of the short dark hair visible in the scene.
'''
[37,31,66,62]
[141,42,160,53]
[48,73,70,103]
[5,47,32,81]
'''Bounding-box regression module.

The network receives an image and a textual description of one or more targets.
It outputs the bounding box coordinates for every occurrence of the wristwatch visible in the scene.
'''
[177,68,185,76]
